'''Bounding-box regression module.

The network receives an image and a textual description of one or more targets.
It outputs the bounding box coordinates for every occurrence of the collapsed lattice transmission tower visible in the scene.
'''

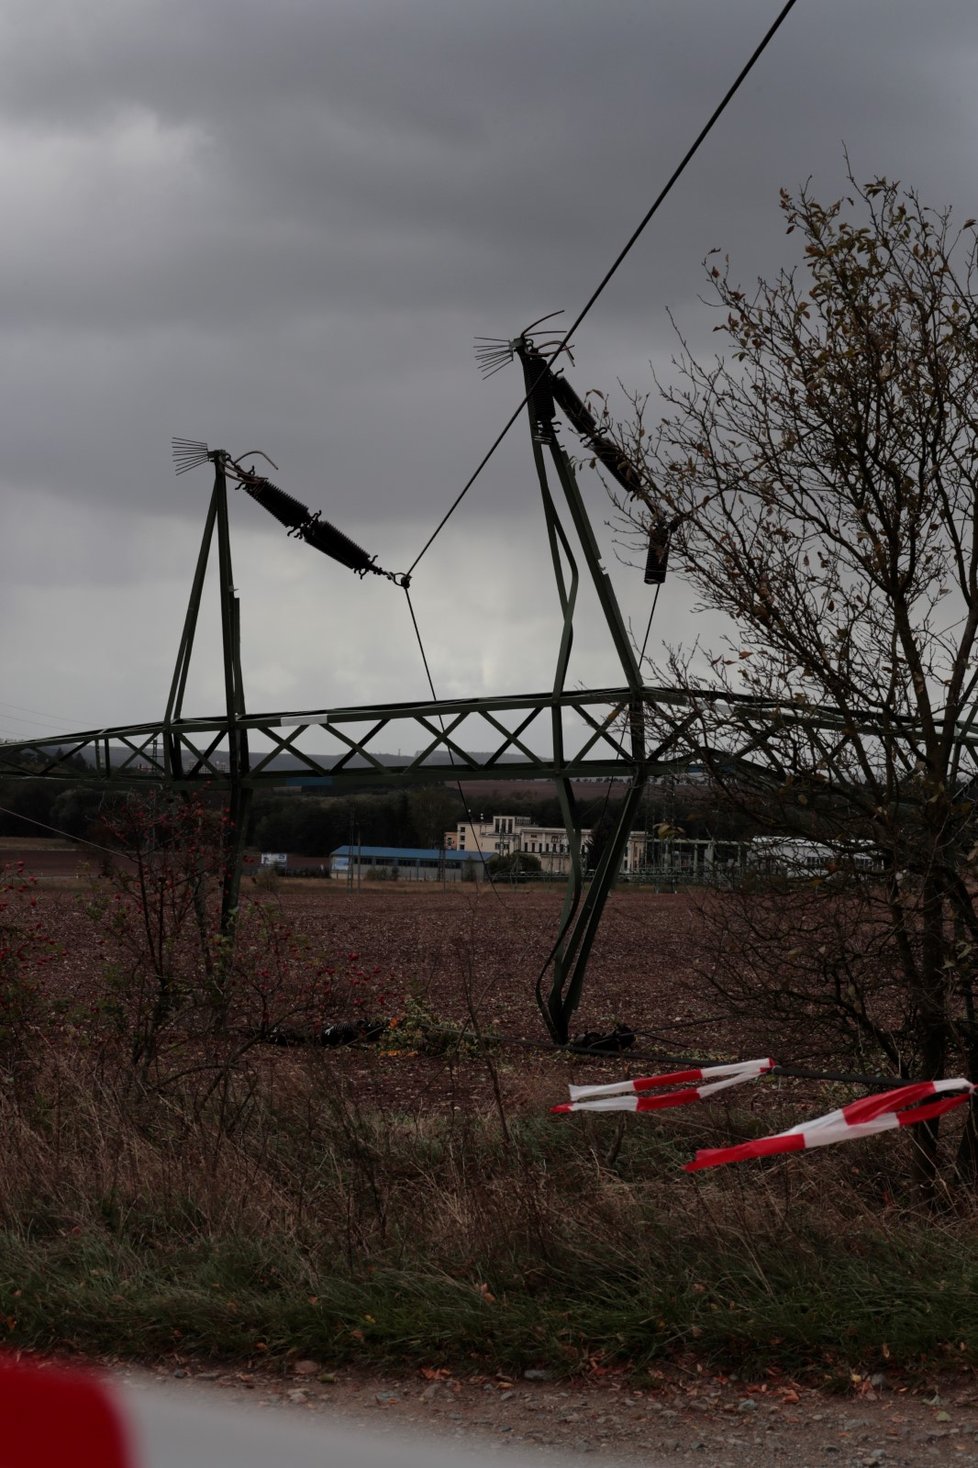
[6,329,977,1041]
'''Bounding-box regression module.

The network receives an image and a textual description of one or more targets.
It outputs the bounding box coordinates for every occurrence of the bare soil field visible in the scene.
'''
[270,881,703,1039]
[10,843,794,1163]
[4,838,703,1043]
[24,859,716,1105]
[5,845,827,1118]
[0,836,98,882]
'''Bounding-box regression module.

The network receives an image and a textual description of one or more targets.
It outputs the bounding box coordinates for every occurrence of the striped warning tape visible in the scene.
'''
[551,1064,976,1169]
[683,1078,975,1171]
[551,1058,775,1113]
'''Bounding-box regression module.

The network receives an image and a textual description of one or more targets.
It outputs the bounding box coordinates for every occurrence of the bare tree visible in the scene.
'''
[609,170,978,1185]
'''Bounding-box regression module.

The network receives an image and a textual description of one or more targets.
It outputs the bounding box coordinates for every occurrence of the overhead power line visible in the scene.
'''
[0,804,127,862]
[407,0,802,576]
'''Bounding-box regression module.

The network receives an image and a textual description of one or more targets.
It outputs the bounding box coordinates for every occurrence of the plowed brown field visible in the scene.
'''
[10,834,720,1104]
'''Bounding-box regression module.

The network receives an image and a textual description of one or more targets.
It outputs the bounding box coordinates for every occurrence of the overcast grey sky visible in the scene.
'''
[2,0,978,744]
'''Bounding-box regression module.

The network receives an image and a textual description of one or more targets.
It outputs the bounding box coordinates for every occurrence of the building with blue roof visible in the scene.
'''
[329,844,489,883]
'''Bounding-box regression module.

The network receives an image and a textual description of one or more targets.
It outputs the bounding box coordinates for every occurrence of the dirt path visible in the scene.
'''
[116,1361,978,1466]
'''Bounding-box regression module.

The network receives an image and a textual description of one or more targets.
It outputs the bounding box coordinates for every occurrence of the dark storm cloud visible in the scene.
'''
[4,0,975,338]
[4,0,978,728]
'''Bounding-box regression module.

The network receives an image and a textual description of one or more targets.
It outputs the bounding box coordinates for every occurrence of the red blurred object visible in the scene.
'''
[0,1354,132,1468]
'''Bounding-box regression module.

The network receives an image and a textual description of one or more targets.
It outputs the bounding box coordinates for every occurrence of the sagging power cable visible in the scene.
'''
[402,585,514,913]
[0,805,131,864]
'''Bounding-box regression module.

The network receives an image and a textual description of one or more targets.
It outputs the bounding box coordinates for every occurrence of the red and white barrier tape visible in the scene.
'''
[551,1058,775,1114]
[683,1078,975,1172]
[551,1064,977,1169]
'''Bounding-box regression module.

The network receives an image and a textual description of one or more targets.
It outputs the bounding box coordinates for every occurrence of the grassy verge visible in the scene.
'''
[1,1052,977,1378]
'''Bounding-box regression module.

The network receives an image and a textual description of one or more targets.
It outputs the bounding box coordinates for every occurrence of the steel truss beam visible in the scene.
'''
[5,681,977,787]
[0,687,670,787]
[7,687,975,804]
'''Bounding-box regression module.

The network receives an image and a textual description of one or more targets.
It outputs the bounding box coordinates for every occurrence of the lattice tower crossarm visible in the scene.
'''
[4,686,977,788]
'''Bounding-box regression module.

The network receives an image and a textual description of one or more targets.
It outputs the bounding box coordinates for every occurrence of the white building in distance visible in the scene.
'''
[445,813,647,877]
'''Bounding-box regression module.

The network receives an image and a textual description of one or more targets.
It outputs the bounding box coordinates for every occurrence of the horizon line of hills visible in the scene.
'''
[11,744,641,777]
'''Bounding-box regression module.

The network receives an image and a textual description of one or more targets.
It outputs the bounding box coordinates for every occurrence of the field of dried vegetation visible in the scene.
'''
[3,842,978,1405]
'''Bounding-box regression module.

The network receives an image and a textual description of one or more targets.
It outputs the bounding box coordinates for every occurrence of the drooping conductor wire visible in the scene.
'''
[171,438,411,588]
[475,317,680,586]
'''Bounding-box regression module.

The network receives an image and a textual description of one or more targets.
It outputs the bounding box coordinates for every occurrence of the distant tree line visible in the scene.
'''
[0,779,115,841]
[250,786,463,855]
[0,777,462,853]
[0,766,762,854]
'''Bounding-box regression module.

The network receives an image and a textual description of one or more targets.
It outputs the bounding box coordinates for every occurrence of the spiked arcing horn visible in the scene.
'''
[474,310,566,380]
[481,324,678,585]
[171,437,211,475]
[474,338,515,379]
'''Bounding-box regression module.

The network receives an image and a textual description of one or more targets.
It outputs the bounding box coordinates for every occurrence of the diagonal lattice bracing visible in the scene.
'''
[7,682,977,791]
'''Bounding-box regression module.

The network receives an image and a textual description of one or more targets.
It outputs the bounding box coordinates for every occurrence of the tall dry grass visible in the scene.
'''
[1,1039,978,1375]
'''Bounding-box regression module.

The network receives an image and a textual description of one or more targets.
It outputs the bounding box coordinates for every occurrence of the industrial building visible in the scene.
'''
[329,844,490,883]
[445,814,647,877]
